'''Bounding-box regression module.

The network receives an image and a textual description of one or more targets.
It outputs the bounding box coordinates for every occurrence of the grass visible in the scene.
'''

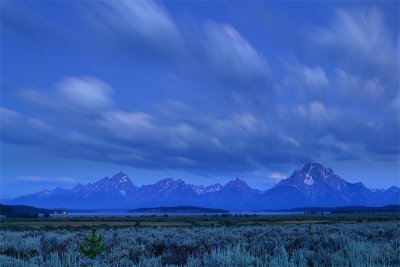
[1,212,399,230]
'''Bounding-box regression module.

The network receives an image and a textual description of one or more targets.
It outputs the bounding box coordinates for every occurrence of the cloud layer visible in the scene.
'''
[1,1,399,183]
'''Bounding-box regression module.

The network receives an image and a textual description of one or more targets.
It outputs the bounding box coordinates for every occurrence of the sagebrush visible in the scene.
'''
[0,222,399,266]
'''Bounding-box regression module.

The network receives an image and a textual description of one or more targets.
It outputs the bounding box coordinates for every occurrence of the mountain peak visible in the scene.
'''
[225,178,250,189]
[301,163,332,174]
[302,162,321,171]
[299,163,334,180]
[387,186,400,192]
[7,166,400,209]
[72,183,84,191]
[157,178,174,184]
[111,171,130,182]
[53,186,65,193]
[89,172,136,193]
[277,163,346,194]
[155,178,187,191]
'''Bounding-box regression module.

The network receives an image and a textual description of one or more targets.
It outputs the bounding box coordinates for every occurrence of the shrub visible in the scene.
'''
[1,221,399,266]
[79,227,106,259]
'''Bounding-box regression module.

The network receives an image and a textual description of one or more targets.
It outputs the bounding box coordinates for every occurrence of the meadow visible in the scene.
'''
[0,214,399,266]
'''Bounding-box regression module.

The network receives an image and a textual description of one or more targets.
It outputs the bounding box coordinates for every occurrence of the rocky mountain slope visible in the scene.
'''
[7,163,400,210]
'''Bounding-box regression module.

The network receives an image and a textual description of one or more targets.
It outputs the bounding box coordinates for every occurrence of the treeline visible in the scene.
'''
[0,204,53,218]
[261,205,400,214]
[330,205,400,214]
[130,206,229,214]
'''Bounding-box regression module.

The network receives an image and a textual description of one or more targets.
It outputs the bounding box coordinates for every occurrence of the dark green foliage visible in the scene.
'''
[79,227,106,259]
[307,225,313,236]
[0,205,14,215]
[0,204,52,217]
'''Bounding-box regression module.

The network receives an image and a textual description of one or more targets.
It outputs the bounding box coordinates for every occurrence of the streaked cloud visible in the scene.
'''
[88,0,183,58]
[15,176,76,184]
[269,173,287,181]
[315,8,397,69]
[19,76,114,114]
[1,1,399,192]
[202,22,270,84]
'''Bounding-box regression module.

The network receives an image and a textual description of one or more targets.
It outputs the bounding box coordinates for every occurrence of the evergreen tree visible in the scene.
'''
[80,227,106,259]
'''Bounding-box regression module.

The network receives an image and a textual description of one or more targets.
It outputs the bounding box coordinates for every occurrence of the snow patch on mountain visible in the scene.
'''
[192,185,205,194]
[304,168,315,185]
[304,176,315,185]
[205,184,222,193]
[119,176,129,182]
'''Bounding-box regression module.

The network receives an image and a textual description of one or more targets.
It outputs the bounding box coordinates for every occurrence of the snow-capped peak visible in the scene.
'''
[156,178,186,192]
[111,171,131,183]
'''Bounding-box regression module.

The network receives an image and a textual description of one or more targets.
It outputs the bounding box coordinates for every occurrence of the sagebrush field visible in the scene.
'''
[1,218,399,266]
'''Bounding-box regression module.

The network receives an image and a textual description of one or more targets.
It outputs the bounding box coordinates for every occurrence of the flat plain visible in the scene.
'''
[1,212,399,266]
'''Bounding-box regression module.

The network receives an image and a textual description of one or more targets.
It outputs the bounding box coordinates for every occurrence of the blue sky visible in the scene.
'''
[1,1,399,198]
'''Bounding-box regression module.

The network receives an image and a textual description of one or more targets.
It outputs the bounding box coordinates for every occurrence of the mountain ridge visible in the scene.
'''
[6,163,400,210]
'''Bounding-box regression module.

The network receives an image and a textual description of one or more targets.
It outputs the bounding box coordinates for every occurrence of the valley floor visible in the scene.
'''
[0,213,399,266]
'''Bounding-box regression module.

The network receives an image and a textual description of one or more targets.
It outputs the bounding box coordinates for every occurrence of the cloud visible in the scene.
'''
[2,75,308,174]
[85,0,183,61]
[276,63,328,100]
[273,8,399,163]
[392,95,400,113]
[19,76,114,114]
[269,173,287,181]
[202,22,270,85]
[1,5,399,180]
[277,95,399,161]
[1,2,54,40]
[279,101,332,131]
[0,107,55,145]
[315,8,392,60]
[302,66,328,89]
[335,69,384,100]
[5,0,273,106]
[314,7,399,81]
[5,57,399,175]
[85,1,271,94]
[15,176,76,184]
[57,77,114,111]
[96,111,163,143]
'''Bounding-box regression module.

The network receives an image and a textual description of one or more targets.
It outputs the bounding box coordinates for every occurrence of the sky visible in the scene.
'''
[1,1,399,198]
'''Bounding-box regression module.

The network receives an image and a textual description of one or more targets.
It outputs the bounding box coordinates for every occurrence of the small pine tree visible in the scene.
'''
[80,227,106,259]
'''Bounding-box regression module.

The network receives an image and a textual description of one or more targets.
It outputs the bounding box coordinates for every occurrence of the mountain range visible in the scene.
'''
[6,163,400,210]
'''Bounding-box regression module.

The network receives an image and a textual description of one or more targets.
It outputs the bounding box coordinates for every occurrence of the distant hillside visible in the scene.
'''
[0,204,66,218]
[130,206,229,214]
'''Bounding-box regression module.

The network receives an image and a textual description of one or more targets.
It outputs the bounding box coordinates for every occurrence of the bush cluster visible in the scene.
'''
[0,222,399,266]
